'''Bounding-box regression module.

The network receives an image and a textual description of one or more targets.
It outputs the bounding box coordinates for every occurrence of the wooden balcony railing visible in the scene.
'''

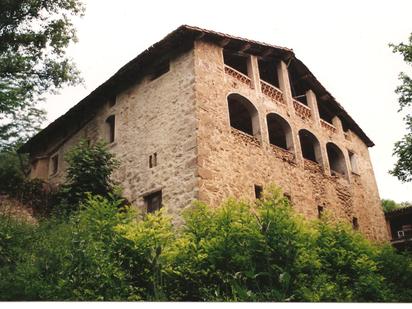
[320,119,337,134]
[260,80,284,104]
[293,99,311,119]
[224,65,252,87]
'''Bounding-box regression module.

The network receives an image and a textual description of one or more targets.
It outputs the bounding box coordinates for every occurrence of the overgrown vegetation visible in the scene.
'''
[390,33,412,182]
[0,189,411,301]
[381,198,412,213]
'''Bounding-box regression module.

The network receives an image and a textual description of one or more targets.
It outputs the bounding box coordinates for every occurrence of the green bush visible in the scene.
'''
[0,188,411,301]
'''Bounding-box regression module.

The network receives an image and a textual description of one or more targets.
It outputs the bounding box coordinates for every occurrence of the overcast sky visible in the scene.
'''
[41,0,412,202]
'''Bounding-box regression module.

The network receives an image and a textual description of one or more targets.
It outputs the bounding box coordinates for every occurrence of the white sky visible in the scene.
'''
[40,0,412,202]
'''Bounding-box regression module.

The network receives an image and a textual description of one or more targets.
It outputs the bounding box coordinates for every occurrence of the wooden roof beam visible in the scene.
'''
[218,38,231,47]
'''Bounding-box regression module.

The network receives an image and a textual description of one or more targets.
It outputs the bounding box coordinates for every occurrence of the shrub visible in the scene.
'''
[0,188,412,301]
[57,140,120,214]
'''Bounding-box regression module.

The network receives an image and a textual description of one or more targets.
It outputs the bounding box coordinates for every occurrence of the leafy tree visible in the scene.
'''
[381,199,401,213]
[390,33,412,182]
[0,0,84,148]
[58,140,119,211]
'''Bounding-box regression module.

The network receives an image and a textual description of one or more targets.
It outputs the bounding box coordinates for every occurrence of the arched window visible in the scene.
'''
[227,93,260,137]
[266,113,293,151]
[326,142,347,175]
[298,129,321,163]
[105,115,115,143]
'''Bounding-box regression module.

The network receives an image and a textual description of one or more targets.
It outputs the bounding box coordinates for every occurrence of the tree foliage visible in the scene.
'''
[1,188,411,301]
[58,140,119,212]
[390,33,412,182]
[0,0,84,148]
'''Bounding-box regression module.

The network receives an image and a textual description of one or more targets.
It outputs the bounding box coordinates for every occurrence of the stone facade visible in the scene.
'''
[23,26,388,241]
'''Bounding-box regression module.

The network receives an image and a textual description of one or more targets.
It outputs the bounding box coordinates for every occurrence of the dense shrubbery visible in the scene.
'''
[1,188,411,301]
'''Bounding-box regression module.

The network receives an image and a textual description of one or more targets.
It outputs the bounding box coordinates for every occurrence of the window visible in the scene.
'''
[108,95,116,107]
[223,50,249,75]
[284,193,292,204]
[298,129,321,164]
[266,113,293,151]
[254,185,263,199]
[348,151,359,174]
[105,115,115,143]
[258,58,279,88]
[326,142,347,176]
[318,205,324,218]
[150,60,170,81]
[145,190,162,213]
[352,217,359,230]
[50,154,58,175]
[149,153,157,168]
[227,93,260,137]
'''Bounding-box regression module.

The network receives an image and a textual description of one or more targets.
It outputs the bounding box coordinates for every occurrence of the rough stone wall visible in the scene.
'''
[36,49,198,217]
[193,40,388,242]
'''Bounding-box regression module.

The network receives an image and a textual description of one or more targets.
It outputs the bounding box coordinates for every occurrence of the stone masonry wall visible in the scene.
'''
[38,49,198,217]
[193,40,388,242]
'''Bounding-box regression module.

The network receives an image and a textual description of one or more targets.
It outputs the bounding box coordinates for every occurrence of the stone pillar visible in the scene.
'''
[306,89,320,126]
[247,55,260,91]
[320,143,330,175]
[277,61,293,110]
[332,116,343,135]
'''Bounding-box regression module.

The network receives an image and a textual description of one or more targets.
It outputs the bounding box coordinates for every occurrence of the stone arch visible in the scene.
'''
[326,142,347,175]
[266,113,294,151]
[298,129,322,164]
[227,93,260,137]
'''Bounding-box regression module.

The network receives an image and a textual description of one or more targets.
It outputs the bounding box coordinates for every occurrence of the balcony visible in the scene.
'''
[293,99,311,120]
[224,65,252,88]
[260,80,284,105]
[320,119,337,134]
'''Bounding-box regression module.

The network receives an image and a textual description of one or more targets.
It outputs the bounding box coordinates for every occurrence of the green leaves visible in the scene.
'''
[0,188,412,301]
[0,0,84,148]
[390,33,412,182]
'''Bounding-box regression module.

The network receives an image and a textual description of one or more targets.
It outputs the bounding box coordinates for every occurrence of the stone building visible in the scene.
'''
[19,25,388,241]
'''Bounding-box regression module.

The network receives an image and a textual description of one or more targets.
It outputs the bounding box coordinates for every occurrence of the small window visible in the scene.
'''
[50,154,59,175]
[105,115,115,143]
[108,95,116,107]
[145,190,162,213]
[150,60,170,81]
[318,206,324,219]
[254,185,263,199]
[352,217,359,230]
[149,153,158,168]
[284,193,292,204]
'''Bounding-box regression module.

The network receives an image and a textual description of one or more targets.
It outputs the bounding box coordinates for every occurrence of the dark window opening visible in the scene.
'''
[105,115,115,143]
[258,58,279,88]
[299,129,320,163]
[150,60,170,81]
[51,154,58,175]
[284,193,292,204]
[326,143,346,175]
[145,190,162,213]
[318,205,324,218]
[318,101,334,123]
[352,217,359,230]
[267,113,292,150]
[108,95,117,107]
[254,185,263,199]
[223,50,248,75]
[228,94,258,136]
[288,63,309,106]
[149,153,157,168]
[342,119,350,132]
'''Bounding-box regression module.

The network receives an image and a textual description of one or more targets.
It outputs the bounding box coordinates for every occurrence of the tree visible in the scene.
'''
[59,140,119,211]
[0,0,84,148]
[389,33,412,182]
